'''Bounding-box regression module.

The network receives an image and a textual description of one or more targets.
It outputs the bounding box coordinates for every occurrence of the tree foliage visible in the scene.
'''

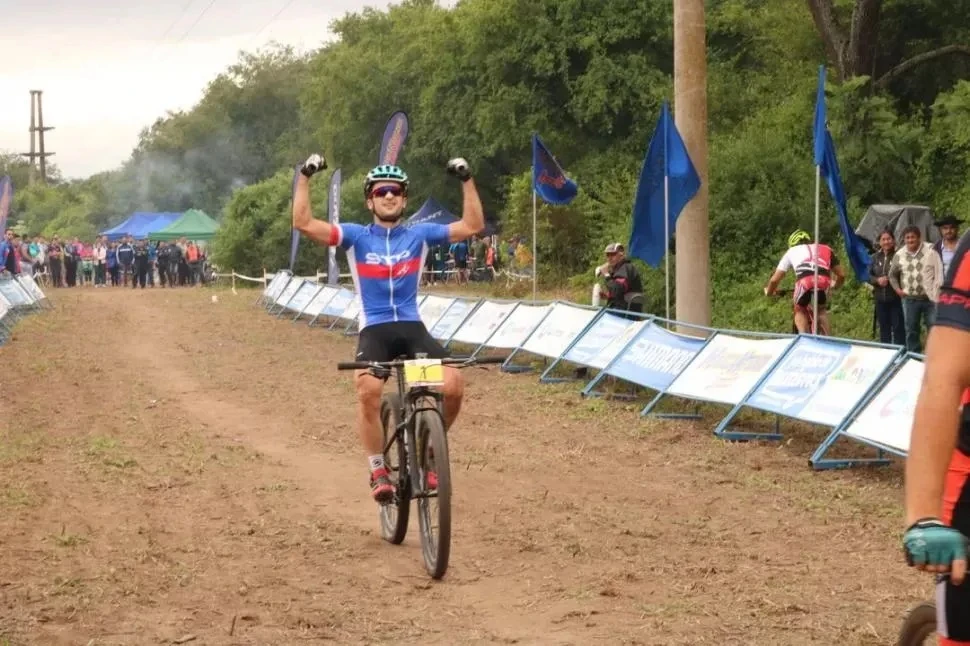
[4,0,970,336]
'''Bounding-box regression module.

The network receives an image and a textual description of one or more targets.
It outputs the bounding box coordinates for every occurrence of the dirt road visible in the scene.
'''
[0,287,927,645]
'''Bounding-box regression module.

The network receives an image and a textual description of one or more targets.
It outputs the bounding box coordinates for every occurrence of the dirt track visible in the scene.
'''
[0,287,932,645]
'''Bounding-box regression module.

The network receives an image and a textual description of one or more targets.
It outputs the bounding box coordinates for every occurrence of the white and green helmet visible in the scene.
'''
[364,164,409,196]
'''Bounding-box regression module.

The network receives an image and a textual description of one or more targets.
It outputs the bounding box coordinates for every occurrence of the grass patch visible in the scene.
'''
[0,484,35,507]
[50,525,88,548]
[85,435,138,471]
[0,431,46,466]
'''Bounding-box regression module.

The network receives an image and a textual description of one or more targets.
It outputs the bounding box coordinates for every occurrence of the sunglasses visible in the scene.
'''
[369,185,406,199]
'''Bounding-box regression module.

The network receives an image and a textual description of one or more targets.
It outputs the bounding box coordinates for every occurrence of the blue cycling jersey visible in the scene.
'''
[332,222,450,329]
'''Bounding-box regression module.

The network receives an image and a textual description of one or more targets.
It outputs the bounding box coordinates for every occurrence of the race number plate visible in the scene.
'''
[403,359,445,388]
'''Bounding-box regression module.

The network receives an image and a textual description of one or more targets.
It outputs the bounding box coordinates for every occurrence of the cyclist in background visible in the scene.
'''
[903,230,970,646]
[763,229,845,334]
[292,154,484,503]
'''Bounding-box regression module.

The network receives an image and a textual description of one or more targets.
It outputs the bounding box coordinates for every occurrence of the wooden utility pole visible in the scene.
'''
[20,90,55,185]
[673,0,710,330]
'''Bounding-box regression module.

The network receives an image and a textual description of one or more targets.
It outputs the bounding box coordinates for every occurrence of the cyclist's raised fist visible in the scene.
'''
[446,157,472,182]
[300,153,327,178]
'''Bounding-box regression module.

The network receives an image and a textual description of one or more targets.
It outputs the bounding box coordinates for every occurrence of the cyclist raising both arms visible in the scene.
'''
[292,154,484,503]
[763,229,845,334]
[903,231,970,646]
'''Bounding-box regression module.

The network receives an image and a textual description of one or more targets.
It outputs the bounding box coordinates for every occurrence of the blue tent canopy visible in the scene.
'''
[101,212,182,240]
[406,197,458,227]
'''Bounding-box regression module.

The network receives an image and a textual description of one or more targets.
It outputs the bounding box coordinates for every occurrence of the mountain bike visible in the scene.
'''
[337,353,505,579]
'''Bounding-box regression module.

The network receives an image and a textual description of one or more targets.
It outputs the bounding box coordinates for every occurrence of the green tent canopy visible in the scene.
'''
[152,209,220,241]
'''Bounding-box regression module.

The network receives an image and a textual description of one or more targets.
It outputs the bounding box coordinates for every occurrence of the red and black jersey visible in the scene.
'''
[934,231,970,454]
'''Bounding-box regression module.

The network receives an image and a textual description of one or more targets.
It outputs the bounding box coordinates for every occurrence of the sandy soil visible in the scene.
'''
[0,286,931,645]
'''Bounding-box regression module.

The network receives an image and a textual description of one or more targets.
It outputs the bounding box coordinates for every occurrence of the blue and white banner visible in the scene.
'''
[286,281,320,313]
[323,288,354,317]
[430,299,476,340]
[604,322,707,391]
[844,356,923,453]
[747,336,899,426]
[485,304,550,349]
[522,303,599,359]
[274,277,303,307]
[563,313,641,369]
[419,295,455,330]
[307,285,338,316]
[451,300,517,345]
[667,335,794,406]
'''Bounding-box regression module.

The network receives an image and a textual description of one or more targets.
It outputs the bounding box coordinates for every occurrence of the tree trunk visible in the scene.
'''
[805,0,883,80]
[673,0,710,331]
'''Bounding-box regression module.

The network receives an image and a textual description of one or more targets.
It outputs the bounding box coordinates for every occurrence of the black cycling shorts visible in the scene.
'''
[355,321,449,366]
[794,286,828,309]
[939,447,970,642]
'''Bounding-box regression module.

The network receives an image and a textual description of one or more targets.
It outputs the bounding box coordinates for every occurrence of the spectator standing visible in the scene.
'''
[869,230,905,345]
[94,237,107,287]
[932,213,962,278]
[889,225,944,352]
[116,237,134,286]
[132,240,150,289]
[48,236,63,286]
[1,229,21,275]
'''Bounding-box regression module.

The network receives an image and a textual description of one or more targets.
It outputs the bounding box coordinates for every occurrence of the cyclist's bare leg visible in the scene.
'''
[355,370,384,456]
[793,307,811,333]
[441,366,464,431]
[816,309,831,335]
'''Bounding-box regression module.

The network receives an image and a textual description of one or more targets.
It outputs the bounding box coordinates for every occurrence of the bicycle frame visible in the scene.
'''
[383,366,446,500]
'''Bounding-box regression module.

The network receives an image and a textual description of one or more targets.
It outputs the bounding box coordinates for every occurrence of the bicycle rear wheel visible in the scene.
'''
[415,408,451,579]
[379,394,410,544]
[896,601,936,646]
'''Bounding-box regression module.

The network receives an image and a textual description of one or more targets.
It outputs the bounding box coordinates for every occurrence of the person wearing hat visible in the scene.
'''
[596,243,644,315]
[933,214,963,277]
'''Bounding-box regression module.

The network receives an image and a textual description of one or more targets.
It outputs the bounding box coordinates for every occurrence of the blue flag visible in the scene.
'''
[628,101,700,268]
[532,134,577,205]
[813,65,870,282]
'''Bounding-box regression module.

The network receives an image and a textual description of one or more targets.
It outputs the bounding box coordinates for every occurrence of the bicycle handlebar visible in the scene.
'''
[337,355,506,371]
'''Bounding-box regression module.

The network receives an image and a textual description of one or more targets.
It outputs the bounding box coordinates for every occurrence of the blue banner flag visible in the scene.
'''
[813,65,871,282]
[531,134,578,205]
[327,168,342,285]
[379,111,409,165]
[288,166,301,272]
[0,176,12,233]
[628,101,700,268]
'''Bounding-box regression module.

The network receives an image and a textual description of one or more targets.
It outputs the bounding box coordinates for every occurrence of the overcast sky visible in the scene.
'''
[0,0,454,180]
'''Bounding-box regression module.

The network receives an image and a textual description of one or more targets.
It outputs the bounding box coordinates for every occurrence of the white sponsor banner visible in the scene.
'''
[450,300,517,345]
[0,297,8,322]
[286,281,320,313]
[430,299,477,340]
[522,303,599,359]
[17,274,45,301]
[274,277,303,307]
[307,286,339,316]
[666,334,794,405]
[0,280,33,307]
[588,318,649,370]
[323,288,354,316]
[485,304,551,349]
[419,295,456,330]
[564,312,641,369]
[265,272,289,300]
[844,357,924,454]
[339,295,362,321]
[747,337,900,426]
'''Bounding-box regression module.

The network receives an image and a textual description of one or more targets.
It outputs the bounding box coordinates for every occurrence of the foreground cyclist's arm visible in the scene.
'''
[445,159,485,243]
[292,154,332,245]
[904,234,970,583]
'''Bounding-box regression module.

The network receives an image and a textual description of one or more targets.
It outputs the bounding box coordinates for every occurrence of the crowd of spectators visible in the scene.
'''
[0,231,211,288]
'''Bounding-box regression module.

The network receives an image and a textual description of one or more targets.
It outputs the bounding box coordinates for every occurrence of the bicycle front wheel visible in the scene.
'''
[415,408,451,579]
[379,394,410,545]
[896,601,936,646]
